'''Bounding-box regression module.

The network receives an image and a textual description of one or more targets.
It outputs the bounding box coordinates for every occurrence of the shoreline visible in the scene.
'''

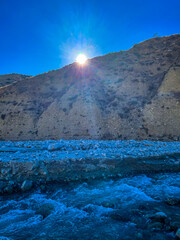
[0,140,180,194]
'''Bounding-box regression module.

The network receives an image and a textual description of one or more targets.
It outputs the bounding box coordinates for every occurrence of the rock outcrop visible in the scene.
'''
[0,34,180,141]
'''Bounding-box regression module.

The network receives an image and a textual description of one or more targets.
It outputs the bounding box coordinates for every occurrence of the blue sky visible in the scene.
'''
[0,0,180,76]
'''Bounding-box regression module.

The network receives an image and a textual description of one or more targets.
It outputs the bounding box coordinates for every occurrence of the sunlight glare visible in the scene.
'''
[76,54,87,65]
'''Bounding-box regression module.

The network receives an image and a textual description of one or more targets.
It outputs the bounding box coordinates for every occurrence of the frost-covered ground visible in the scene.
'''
[0,140,180,240]
[0,140,180,185]
[0,139,180,161]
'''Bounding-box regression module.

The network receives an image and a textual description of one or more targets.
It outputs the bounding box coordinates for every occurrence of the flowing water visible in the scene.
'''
[0,172,180,240]
[0,140,180,239]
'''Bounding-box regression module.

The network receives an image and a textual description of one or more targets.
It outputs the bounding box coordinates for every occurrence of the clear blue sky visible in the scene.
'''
[0,0,180,76]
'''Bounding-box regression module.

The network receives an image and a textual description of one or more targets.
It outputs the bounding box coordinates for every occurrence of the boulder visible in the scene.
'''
[21,180,33,191]
[176,228,180,239]
[36,203,55,219]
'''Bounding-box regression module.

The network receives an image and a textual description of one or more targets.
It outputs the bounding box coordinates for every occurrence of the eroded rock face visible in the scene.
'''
[0,35,180,141]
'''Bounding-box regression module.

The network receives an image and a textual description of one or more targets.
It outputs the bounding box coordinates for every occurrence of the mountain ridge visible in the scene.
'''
[0,73,32,88]
[0,34,180,141]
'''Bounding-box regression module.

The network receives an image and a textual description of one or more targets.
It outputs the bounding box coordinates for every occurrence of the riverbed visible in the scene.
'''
[0,140,180,239]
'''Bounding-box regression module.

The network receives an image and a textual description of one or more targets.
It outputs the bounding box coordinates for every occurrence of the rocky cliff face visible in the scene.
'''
[0,34,180,141]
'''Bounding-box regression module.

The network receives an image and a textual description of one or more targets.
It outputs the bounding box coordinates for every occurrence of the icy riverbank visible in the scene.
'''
[0,140,180,194]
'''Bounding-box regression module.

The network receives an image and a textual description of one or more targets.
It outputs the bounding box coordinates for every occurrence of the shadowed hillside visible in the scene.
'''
[0,34,180,141]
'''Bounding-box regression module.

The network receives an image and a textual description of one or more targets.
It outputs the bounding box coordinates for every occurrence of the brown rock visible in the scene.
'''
[0,34,180,141]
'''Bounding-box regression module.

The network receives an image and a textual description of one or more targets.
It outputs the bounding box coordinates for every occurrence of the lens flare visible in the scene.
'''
[76,54,87,64]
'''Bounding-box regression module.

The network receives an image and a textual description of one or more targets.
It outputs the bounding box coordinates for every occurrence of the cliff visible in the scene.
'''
[0,34,180,141]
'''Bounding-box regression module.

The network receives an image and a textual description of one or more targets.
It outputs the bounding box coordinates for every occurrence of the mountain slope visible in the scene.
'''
[0,73,31,87]
[0,34,180,141]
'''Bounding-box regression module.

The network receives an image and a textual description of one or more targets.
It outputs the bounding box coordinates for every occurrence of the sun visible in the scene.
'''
[76,53,87,65]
